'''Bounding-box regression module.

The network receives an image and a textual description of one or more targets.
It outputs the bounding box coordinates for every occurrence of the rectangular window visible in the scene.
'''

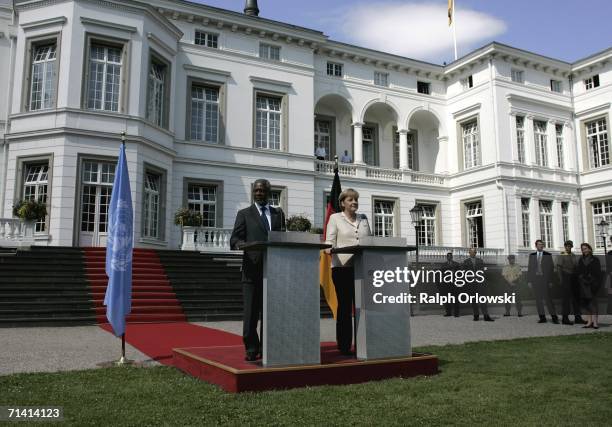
[533,120,548,167]
[28,42,57,111]
[259,43,280,61]
[461,75,473,90]
[417,81,430,94]
[555,124,564,169]
[194,31,218,48]
[191,84,219,143]
[255,94,282,150]
[462,120,480,169]
[187,184,217,227]
[584,75,600,90]
[362,125,376,166]
[326,62,343,77]
[314,119,331,161]
[592,200,612,249]
[550,79,562,93]
[465,201,483,248]
[521,198,530,248]
[539,200,553,248]
[87,43,123,112]
[586,118,609,168]
[417,204,436,246]
[143,172,161,239]
[516,116,525,164]
[80,161,115,235]
[374,200,395,237]
[511,68,524,83]
[374,71,389,87]
[146,56,168,128]
[23,163,49,232]
[561,202,570,244]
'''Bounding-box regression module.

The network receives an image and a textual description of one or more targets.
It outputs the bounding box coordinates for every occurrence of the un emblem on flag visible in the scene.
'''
[108,199,133,272]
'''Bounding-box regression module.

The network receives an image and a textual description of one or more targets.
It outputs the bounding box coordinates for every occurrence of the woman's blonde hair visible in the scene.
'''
[338,188,359,211]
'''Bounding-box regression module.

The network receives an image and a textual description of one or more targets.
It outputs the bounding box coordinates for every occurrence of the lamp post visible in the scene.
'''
[410,204,424,266]
[597,218,609,255]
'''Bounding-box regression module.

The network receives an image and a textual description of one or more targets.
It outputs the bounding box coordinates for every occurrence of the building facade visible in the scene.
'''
[0,0,610,254]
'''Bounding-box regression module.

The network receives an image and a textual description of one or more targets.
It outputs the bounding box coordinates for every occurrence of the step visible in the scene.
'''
[92,299,182,307]
[0,317,96,327]
[93,306,183,315]
[91,291,176,299]
[96,313,186,323]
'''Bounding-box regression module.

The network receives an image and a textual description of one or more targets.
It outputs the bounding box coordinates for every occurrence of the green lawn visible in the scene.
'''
[2,333,612,426]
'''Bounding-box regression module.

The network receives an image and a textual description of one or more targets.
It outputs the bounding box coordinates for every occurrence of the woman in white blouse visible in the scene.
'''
[325,188,371,355]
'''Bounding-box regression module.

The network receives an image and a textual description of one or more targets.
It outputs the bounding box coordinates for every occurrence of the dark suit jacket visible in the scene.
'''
[230,204,285,283]
[527,251,554,285]
[462,256,484,271]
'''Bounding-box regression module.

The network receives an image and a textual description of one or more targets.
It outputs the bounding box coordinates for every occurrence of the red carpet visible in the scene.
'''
[100,322,242,365]
[84,247,187,323]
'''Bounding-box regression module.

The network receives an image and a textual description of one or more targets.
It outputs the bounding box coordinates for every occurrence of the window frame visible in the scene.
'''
[81,33,129,114]
[326,61,343,78]
[555,123,565,169]
[259,43,281,61]
[186,76,225,144]
[141,164,167,241]
[415,202,438,246]
[460,117,481,170]
[511,68,524,83]
[584,74,600,90]
[314,115,335,161]
[520,197,531,248]
[183,178,224,228]
[362,122,379,166]
[194,30,219,48]
[461,198,485,248]
[538,200,554,249]
[460,75,473,90]
[145,50,171,129]
[22,33,61,112]
[374,71,389,87]
[372,197,399,238]
[15,154,54,235]
[533,119,548,167]
[550,79,562,93]
[417,81,431,95]
[584,116,610,169]
[561,201,570,244]
[253,89,288,151]
[589,198,612,249]
[515,115,526,164]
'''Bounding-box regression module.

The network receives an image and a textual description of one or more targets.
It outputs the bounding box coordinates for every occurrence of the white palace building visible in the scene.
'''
[0,0,611,256]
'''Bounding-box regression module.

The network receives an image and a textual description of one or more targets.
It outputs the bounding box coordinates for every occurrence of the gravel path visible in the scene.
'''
[2,313,609,376]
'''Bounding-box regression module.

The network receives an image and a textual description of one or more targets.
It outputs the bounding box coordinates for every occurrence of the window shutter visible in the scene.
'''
[593,75,600,87]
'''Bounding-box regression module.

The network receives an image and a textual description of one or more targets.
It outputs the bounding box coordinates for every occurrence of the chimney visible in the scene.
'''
[244,0,259,17]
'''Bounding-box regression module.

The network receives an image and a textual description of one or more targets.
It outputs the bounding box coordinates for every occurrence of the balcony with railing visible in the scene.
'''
[315,160,446,185]
[0,219,36,247]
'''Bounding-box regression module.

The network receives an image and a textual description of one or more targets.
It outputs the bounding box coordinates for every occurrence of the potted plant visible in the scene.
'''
[285,214,312,232]
[12,199,47,222]
[174,207,202,250]
[173,207,202,227]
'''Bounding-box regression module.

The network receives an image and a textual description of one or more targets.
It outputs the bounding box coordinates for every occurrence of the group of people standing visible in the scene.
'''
[230,179,608,362]
[521,239,609,329]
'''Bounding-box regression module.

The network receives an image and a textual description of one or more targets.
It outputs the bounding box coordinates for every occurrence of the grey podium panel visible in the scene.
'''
[262,246,321,367]
[354,250,411,360]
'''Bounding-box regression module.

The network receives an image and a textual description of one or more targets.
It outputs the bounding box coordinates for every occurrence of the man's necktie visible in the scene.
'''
[260,206,270,232]
[537,253,542,274]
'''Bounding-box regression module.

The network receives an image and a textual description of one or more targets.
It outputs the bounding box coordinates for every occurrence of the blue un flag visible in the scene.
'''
[104,143,133,337]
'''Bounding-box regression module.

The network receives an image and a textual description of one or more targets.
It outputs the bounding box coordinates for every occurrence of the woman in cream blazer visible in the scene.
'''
[325,188,371,355]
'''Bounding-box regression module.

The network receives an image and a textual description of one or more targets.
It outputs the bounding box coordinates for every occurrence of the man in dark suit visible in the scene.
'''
[527,239,559,324]
[462,248,494,322]
[440,252,461,317]
[230,179,285,361]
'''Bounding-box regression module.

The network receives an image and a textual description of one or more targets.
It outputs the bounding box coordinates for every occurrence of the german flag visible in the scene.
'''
[319,161,342,319]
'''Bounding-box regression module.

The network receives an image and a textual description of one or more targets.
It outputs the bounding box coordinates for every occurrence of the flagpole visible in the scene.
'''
[452,1,458,61]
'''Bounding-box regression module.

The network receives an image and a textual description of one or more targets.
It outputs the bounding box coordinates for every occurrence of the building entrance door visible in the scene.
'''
[78,160,115,247]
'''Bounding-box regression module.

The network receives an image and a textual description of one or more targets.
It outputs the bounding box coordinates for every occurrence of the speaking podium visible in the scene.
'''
[242,231,330,367]
[333,236,412,360]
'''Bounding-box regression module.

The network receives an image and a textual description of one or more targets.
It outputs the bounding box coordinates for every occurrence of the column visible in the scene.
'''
[353,122,364,165]
[398,129,408,170]
[437,136,449,173]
